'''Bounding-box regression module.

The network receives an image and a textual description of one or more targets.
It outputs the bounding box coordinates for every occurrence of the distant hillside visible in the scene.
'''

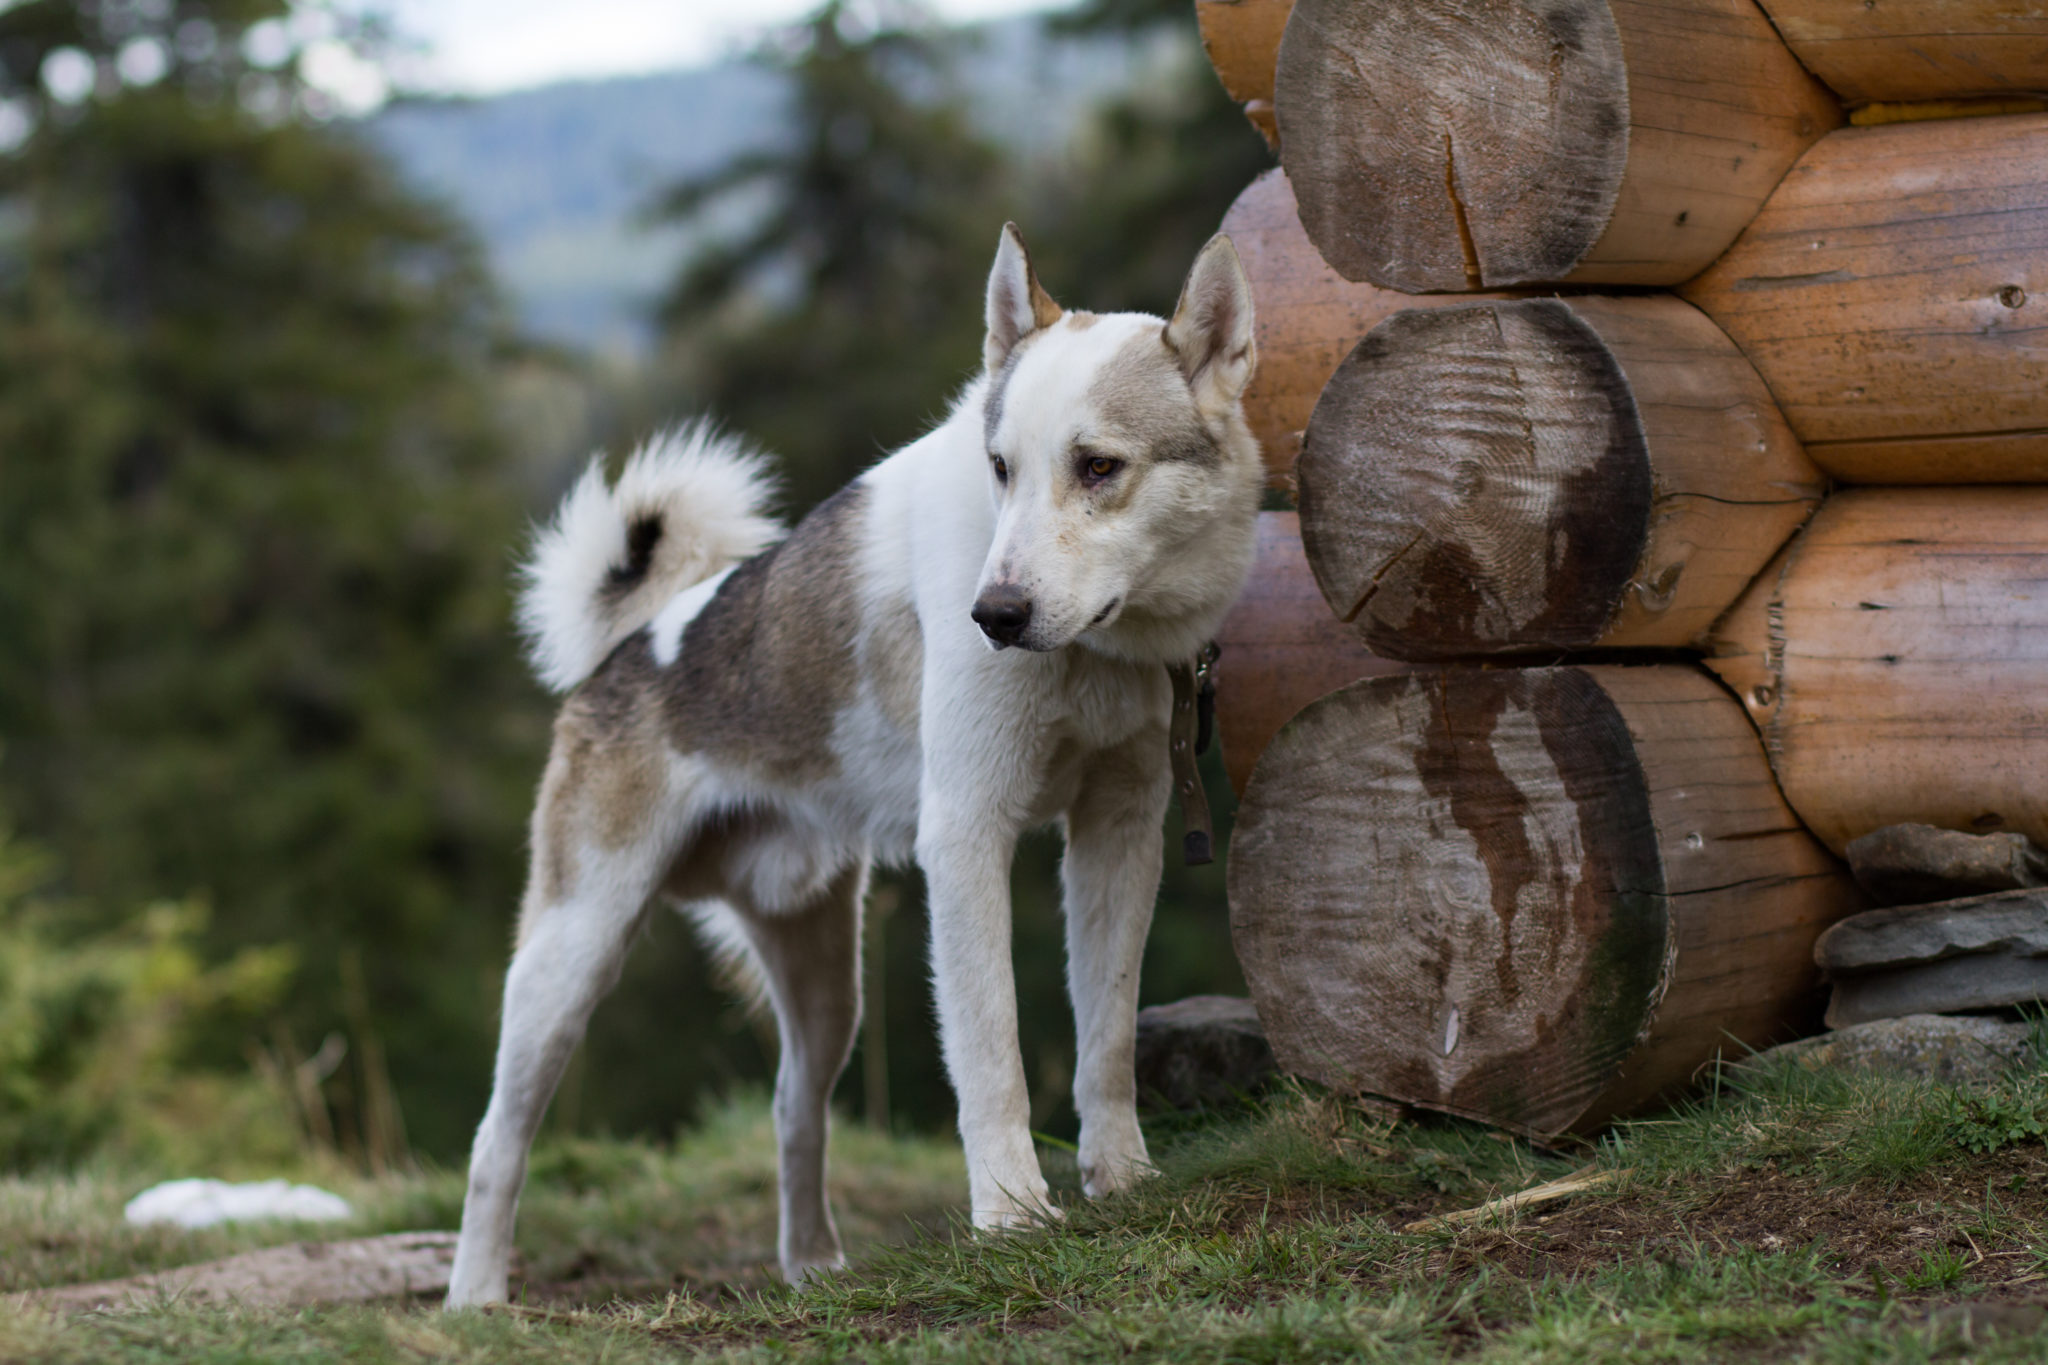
[365,16,1168,358]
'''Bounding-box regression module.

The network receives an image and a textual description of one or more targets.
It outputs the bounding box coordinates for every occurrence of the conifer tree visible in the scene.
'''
[0,0,545,1159]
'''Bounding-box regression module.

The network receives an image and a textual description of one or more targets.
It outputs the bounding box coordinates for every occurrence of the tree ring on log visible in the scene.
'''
[1297,299,1652,659]
[1227,668,1670,1136]
[1276,0,1629,290]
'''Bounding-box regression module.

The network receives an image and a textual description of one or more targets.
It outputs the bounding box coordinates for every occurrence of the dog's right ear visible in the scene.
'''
[984,223,1062,374]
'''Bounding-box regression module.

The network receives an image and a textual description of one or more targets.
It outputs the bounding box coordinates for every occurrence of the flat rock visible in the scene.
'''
[1753,1014,2034,1087]
[6,1232,459,1315]
[1133,995,1276,1111]
[1815,888,2048,975]
[1828,954,2048,1028]
[1845,823,2048,907]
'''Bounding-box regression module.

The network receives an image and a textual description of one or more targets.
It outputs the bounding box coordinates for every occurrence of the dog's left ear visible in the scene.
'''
[1165,234,1256,414]
[985,222,1063,374]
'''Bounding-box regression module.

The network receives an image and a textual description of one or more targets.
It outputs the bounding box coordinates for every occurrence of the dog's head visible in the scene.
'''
[971,225,1263,661]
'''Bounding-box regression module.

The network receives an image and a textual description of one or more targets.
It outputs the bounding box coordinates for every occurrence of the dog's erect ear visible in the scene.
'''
[1165,234,1256,414]
[984,222,1062,374]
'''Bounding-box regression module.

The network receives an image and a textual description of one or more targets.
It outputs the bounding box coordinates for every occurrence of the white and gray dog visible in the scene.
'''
[446,225,1262,1306]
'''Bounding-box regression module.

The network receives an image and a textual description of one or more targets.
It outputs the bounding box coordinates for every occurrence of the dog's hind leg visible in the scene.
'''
[1063,732,1170,1199]
[728,859,868,1284]
[446,749,686,1309]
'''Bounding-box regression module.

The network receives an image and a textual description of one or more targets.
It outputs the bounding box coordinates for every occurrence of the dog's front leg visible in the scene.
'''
[918,799,1049,1229]
[1064,732,1170,1198]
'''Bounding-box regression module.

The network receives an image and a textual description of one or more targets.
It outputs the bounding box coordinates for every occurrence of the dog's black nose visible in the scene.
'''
[971,586,1033,646]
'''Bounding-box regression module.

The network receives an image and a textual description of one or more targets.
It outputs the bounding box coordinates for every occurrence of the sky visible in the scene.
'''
[380,0,1064,97]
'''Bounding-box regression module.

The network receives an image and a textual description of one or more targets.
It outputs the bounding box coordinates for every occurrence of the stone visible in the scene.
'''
[1827,954,2048,1028]
[1845,823,2048,907]
[1750,1014,2034,1087]
[1815,889,2048,975]
[1133,995,1276,1112]
[7,1232,459,1315]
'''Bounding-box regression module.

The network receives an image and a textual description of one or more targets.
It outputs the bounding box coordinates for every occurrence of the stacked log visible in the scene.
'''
[1297,295,1823,657]
[1227,665,1849,1134]
[1680,115,2048,484]
[1704,489,2048,854]
[1210,511,1405,798]
[1753,2,2048,105]
[1202,0,2048,1131]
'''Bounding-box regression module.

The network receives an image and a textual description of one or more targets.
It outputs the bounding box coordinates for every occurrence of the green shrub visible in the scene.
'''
[0,823,300,1172]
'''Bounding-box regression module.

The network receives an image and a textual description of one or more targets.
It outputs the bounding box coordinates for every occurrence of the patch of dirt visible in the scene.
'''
[1419,1146,2048,1302]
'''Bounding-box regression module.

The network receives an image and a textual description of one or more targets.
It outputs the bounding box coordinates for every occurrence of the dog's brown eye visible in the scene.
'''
[1081,454,1120,483]
[990,454,1008,484]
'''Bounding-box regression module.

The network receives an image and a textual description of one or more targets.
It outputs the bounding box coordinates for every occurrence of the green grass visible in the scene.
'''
[8,1054,2048,1363]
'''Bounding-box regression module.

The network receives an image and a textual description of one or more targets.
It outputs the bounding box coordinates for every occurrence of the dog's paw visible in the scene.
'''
[1079,1142,1157,1199]
[783,1251,846,1288]
[970,1186,1060,1233]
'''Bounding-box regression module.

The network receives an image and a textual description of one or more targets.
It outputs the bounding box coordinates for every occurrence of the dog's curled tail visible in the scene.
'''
[518,422,782,693]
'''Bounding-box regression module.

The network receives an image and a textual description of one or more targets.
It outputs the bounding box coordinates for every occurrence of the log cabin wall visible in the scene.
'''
[1199,0,2048,1133]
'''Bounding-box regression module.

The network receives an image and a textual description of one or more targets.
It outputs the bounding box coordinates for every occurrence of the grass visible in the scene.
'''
[7,1052,2048,1363]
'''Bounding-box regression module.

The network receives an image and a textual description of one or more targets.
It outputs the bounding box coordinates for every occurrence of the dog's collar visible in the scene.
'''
[1167,642,1220,866]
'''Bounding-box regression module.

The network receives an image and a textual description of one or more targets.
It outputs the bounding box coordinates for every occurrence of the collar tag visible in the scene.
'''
[1167,644,1220,866]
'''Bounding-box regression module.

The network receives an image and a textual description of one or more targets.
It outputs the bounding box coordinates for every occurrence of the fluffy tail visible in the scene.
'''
[518,422,782,693]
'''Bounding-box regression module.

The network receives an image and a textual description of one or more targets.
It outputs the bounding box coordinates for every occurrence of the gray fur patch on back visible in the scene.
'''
[1089,333,1220,465]
[576,482,870,784]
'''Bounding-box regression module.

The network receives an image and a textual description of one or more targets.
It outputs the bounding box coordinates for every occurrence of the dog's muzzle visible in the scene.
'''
[971,585,1033,648]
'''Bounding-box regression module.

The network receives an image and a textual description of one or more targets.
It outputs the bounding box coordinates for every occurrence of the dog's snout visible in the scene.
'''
[971,586,1034,646]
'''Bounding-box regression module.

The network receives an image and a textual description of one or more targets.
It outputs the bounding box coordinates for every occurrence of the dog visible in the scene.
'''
[445,225,1261,1306]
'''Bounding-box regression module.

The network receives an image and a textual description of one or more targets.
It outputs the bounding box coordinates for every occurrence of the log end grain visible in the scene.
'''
[1298,300,1650,658]
[1275,0,1838,291]
[1228,668,1670,1135]
[1229,664,1858,1135]
[1276,0,1629,291]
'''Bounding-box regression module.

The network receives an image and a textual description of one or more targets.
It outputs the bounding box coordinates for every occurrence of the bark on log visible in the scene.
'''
[1219,169,1516,484]
[1705,488,2048,855]
[1681,114,2048,483]
[1211,511,1407,797]
[1296,295,1823,661]
[1756,1,2048,105]
[1845,825,2048,907]
[1196,0,1292,144]
[1227,664,1858,1136]
[1274,0,1841,291]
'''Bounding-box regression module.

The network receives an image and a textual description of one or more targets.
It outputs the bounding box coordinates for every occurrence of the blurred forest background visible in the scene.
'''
[0,0,1270,1175]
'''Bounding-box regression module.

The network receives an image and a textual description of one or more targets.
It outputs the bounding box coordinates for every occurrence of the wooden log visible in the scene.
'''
[1296,295,1824,661]
[1273,0,1841,291]
[1845,824,2048,908]
[1219,169,1518,485]
[1211,511,1406,798]
[1704,488,2048,855]
[1756,1,2048,106]
[1196,0,1292,145]
[1681,114,2048,484]
[1227,664,1859,1136]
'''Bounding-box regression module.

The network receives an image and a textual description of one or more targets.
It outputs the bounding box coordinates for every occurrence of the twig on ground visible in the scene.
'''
[1404,1167,1627,1234]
